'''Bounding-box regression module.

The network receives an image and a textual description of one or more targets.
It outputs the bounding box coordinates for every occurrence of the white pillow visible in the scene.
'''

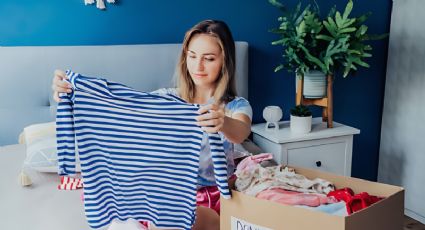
[21,122,81,173]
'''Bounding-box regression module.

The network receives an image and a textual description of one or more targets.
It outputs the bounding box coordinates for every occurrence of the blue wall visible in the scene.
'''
[0,0,392,181]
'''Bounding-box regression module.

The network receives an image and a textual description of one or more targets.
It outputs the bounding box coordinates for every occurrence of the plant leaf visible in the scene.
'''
[341,18,356,28]
[336,12,343,28]
[268,0,286,12]
[356,12,371,24]
[355,25,368,38]
[316,34,334,41]
[343,0,353,20]
[364,45,372,50]
[323,19,337,38]
[328,5,336,18]
[339,27,357,34]
[362,52,372,58]
[299,46,327,73]
[365,33,389,40]
[271,39,286,45]
[327,17,338,31]
[343,63,351,78]
[274,64,284,72]
[352,57,370,68]
[347,49,361,55]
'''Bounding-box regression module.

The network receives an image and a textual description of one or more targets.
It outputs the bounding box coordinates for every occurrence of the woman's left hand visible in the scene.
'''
[195,103,226,133]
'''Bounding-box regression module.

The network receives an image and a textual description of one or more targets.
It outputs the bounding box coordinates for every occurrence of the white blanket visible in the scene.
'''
[0,144,89,230]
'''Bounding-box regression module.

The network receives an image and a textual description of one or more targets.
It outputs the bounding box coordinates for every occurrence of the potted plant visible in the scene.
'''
[290,104,312,134]
[269,0,387,97]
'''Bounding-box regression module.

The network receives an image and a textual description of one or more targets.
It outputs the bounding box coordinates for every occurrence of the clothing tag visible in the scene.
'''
[231,216,273,230]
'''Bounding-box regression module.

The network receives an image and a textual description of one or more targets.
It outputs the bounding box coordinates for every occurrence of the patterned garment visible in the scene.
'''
[57,176,83,190]
[235,157,335,196]
[56,70,230,230]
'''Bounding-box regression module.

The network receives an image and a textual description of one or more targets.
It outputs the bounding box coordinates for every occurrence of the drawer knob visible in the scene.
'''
[316,161,322,167]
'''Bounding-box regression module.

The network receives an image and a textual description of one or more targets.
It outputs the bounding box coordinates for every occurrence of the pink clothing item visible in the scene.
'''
[139,221,148,228]
[256,188,337,207]
[138,186,222,227]
[235,153,273,174]
[57,176,83,190]
[250,153,273,162]
[196,186,221,214]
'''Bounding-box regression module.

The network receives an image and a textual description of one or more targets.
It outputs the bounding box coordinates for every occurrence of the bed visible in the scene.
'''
[0,42,249,230]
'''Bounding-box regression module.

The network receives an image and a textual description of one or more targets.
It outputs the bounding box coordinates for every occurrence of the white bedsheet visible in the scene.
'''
[0,140,263,229]
[0,144,90,230]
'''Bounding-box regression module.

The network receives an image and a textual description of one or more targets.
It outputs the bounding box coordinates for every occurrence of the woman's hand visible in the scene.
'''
[195,103,226,133]
[52,69,72,102]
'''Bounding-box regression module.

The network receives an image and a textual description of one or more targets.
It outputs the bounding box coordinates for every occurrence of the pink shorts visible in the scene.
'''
[196,185,221,214]
[138,186,221,227]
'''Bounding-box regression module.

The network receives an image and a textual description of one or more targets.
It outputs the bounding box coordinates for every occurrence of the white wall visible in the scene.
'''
[378,0,425,224]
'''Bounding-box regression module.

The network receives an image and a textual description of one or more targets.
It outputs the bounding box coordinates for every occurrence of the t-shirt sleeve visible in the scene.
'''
[226,97,253,121]
[151,88,178,96]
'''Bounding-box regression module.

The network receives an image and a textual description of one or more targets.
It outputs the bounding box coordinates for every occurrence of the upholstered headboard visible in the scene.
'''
[0,42,248,146]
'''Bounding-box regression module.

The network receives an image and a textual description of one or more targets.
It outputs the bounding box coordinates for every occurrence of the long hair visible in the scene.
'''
[176,20,237,104]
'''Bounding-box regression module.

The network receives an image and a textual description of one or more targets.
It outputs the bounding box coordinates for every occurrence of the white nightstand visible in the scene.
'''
[251,117,360,176]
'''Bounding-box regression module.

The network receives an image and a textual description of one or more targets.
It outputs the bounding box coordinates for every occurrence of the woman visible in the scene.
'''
[52,19,252,230]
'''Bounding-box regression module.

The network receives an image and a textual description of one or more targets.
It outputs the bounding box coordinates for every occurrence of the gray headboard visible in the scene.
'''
[0,42,248,146]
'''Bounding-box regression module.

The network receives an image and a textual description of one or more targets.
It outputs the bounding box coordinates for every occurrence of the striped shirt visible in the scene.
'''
[56,70,231,230]
[152,88,253,187]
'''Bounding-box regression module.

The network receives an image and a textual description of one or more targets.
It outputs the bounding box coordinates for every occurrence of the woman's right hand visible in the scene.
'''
[52,69,72,102]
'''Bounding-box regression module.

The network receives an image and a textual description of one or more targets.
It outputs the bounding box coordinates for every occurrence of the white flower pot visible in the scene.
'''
[290,115,312,134]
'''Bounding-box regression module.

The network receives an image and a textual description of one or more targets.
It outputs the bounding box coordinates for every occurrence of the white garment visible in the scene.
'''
[107,219,147,230]
[236,164,335,196]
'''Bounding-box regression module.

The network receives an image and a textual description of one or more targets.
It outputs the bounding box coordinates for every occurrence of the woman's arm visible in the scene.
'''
[221,113,251,144]
[196,104,252,144]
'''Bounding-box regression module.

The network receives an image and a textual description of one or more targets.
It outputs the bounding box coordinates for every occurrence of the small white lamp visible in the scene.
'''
[263,106,283,131]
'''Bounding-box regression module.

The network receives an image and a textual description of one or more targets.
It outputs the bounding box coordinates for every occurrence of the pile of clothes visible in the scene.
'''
[234,153,383,216]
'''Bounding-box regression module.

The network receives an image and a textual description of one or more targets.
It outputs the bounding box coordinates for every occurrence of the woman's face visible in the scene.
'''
[186,34,223,89]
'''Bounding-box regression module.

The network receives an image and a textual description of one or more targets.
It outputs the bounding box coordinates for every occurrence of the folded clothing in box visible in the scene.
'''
[222,163,404,230]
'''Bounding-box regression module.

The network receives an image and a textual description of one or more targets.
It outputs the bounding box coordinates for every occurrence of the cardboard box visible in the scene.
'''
[221,166,404,230]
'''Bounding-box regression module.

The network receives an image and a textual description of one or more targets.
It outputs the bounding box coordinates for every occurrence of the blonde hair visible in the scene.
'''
[176,20,237,104]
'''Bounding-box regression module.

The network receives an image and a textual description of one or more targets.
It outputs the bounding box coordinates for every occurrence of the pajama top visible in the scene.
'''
[152,88,252,187]
[56,70,231,230]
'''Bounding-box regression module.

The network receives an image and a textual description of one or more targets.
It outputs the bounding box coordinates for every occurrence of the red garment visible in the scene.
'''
[196,186,221,214]
[195,174,238,215]
[327,188,384,214]
[139,221,149,228]
[57,176,83,190]
[140,185,221,226]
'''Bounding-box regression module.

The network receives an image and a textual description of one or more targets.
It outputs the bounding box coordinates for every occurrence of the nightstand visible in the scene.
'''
[251,117,360,176]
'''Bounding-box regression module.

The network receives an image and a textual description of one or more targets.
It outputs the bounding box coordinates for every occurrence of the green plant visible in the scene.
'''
[290,105,312,117]
[269,0,387,77]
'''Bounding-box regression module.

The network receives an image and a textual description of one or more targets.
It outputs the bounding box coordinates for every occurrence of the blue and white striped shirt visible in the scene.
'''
[152,88,253,187]
[56,70,231,230]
